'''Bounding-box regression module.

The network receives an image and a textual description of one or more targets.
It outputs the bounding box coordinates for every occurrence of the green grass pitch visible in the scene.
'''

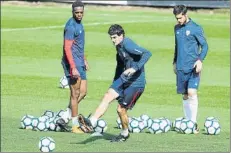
[1,2,230,152]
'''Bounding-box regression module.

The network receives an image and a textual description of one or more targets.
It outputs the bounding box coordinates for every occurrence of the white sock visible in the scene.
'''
[89,116,98,128]
[72,116,80,126]
[183,98,191,120]
[188,95,198,123]
[121,129,129,136]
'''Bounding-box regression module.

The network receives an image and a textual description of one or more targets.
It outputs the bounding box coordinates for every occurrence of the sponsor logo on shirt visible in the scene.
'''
[186,30,190,36]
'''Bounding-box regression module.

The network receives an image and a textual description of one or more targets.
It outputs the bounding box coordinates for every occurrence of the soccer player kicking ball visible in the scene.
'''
[172,5,208,133]
[79,24,152,142]
[57,0,90,134]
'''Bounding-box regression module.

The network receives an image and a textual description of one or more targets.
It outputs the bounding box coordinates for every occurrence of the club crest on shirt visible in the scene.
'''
[186,30,190,36]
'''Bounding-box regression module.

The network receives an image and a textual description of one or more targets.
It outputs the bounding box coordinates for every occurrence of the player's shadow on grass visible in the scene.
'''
[71,132,117,144]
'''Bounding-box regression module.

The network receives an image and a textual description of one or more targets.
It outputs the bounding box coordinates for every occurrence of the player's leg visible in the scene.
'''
[71,65,90,133]
[65,79,86,120]
[78,77,123,132]
[187,71,200,133]
[178,71,200,133]
[111,86,144,142]
[176,70,191,120]
[88,88,119,127]
[77,80,87,103]
[60,62,73,124]
[61,66,87,131]
[117,104,129,135]
[87,78,124,128]
[69,76,83,133]
[58,62,83,132]
[77,66,87,104]
[187,88,198,122]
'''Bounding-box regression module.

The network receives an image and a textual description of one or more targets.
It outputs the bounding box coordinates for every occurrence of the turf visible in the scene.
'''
[1,2,230,152]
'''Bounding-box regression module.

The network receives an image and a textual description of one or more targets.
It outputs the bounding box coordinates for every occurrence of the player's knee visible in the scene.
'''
[70,90,80,99]
[117,106,126,115]
[187,89,197,97]
[76,90,81,97]
[80,90,87,98]
[117,107,122,114]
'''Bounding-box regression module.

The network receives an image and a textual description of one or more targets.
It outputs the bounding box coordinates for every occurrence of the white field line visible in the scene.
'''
[1,19,168,32]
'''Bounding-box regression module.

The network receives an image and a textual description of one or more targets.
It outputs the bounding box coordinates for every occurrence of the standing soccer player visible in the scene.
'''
[172,5,208,133]
[58,0,89,133]
[79,24,152,142]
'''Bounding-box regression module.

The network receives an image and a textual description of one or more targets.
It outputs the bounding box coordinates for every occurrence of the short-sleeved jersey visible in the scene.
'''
[113,37,152,87]
[62,17,85,66]
[173,19,208,73]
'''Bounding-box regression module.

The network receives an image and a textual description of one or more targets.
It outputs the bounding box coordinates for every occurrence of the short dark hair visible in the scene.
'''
[173,5,187,15]
[72,0,84,10]
[108,24,125,36]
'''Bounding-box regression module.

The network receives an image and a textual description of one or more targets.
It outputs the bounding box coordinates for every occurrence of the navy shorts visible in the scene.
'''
[110,77,145,109]
[176,70,200,94]
[61,61,87,80]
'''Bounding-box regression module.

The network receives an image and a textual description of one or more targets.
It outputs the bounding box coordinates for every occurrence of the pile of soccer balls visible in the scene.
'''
[116,114,172,134]
[20,110,69,132]
[116,115,221,135]
[21,109,108,134]
[172,116,221,135]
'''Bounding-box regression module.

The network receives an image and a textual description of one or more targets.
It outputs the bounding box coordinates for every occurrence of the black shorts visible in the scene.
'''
[112,84,144,110]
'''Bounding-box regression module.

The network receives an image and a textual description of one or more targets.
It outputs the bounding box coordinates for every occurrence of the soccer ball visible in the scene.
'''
[148,119,163,134]
[140,114,150,121]
[159,117,171,133]
[138,120,148,130]
[43,110,55,119]
[94,119,107,133]
[49,117,61,132]
[128,118,144,133]
[204,117,221,135]
[147,118,153,128]
[39,137,55,152]
[32,118,40,129]
[55,110,65,118]
[33,117,50,131]
[172,117,184,132]
[139,114,150,128]
[40,116,50,122]
[21,115,34,129]
[179,119,196,134]
[159,117,171,127]
[59,75,69,88]
[55,110,69,124]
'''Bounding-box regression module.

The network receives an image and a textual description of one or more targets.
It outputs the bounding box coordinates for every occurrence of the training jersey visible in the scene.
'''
[173,19,208,73]
[62,17,85,68]
[113,37,152,87]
